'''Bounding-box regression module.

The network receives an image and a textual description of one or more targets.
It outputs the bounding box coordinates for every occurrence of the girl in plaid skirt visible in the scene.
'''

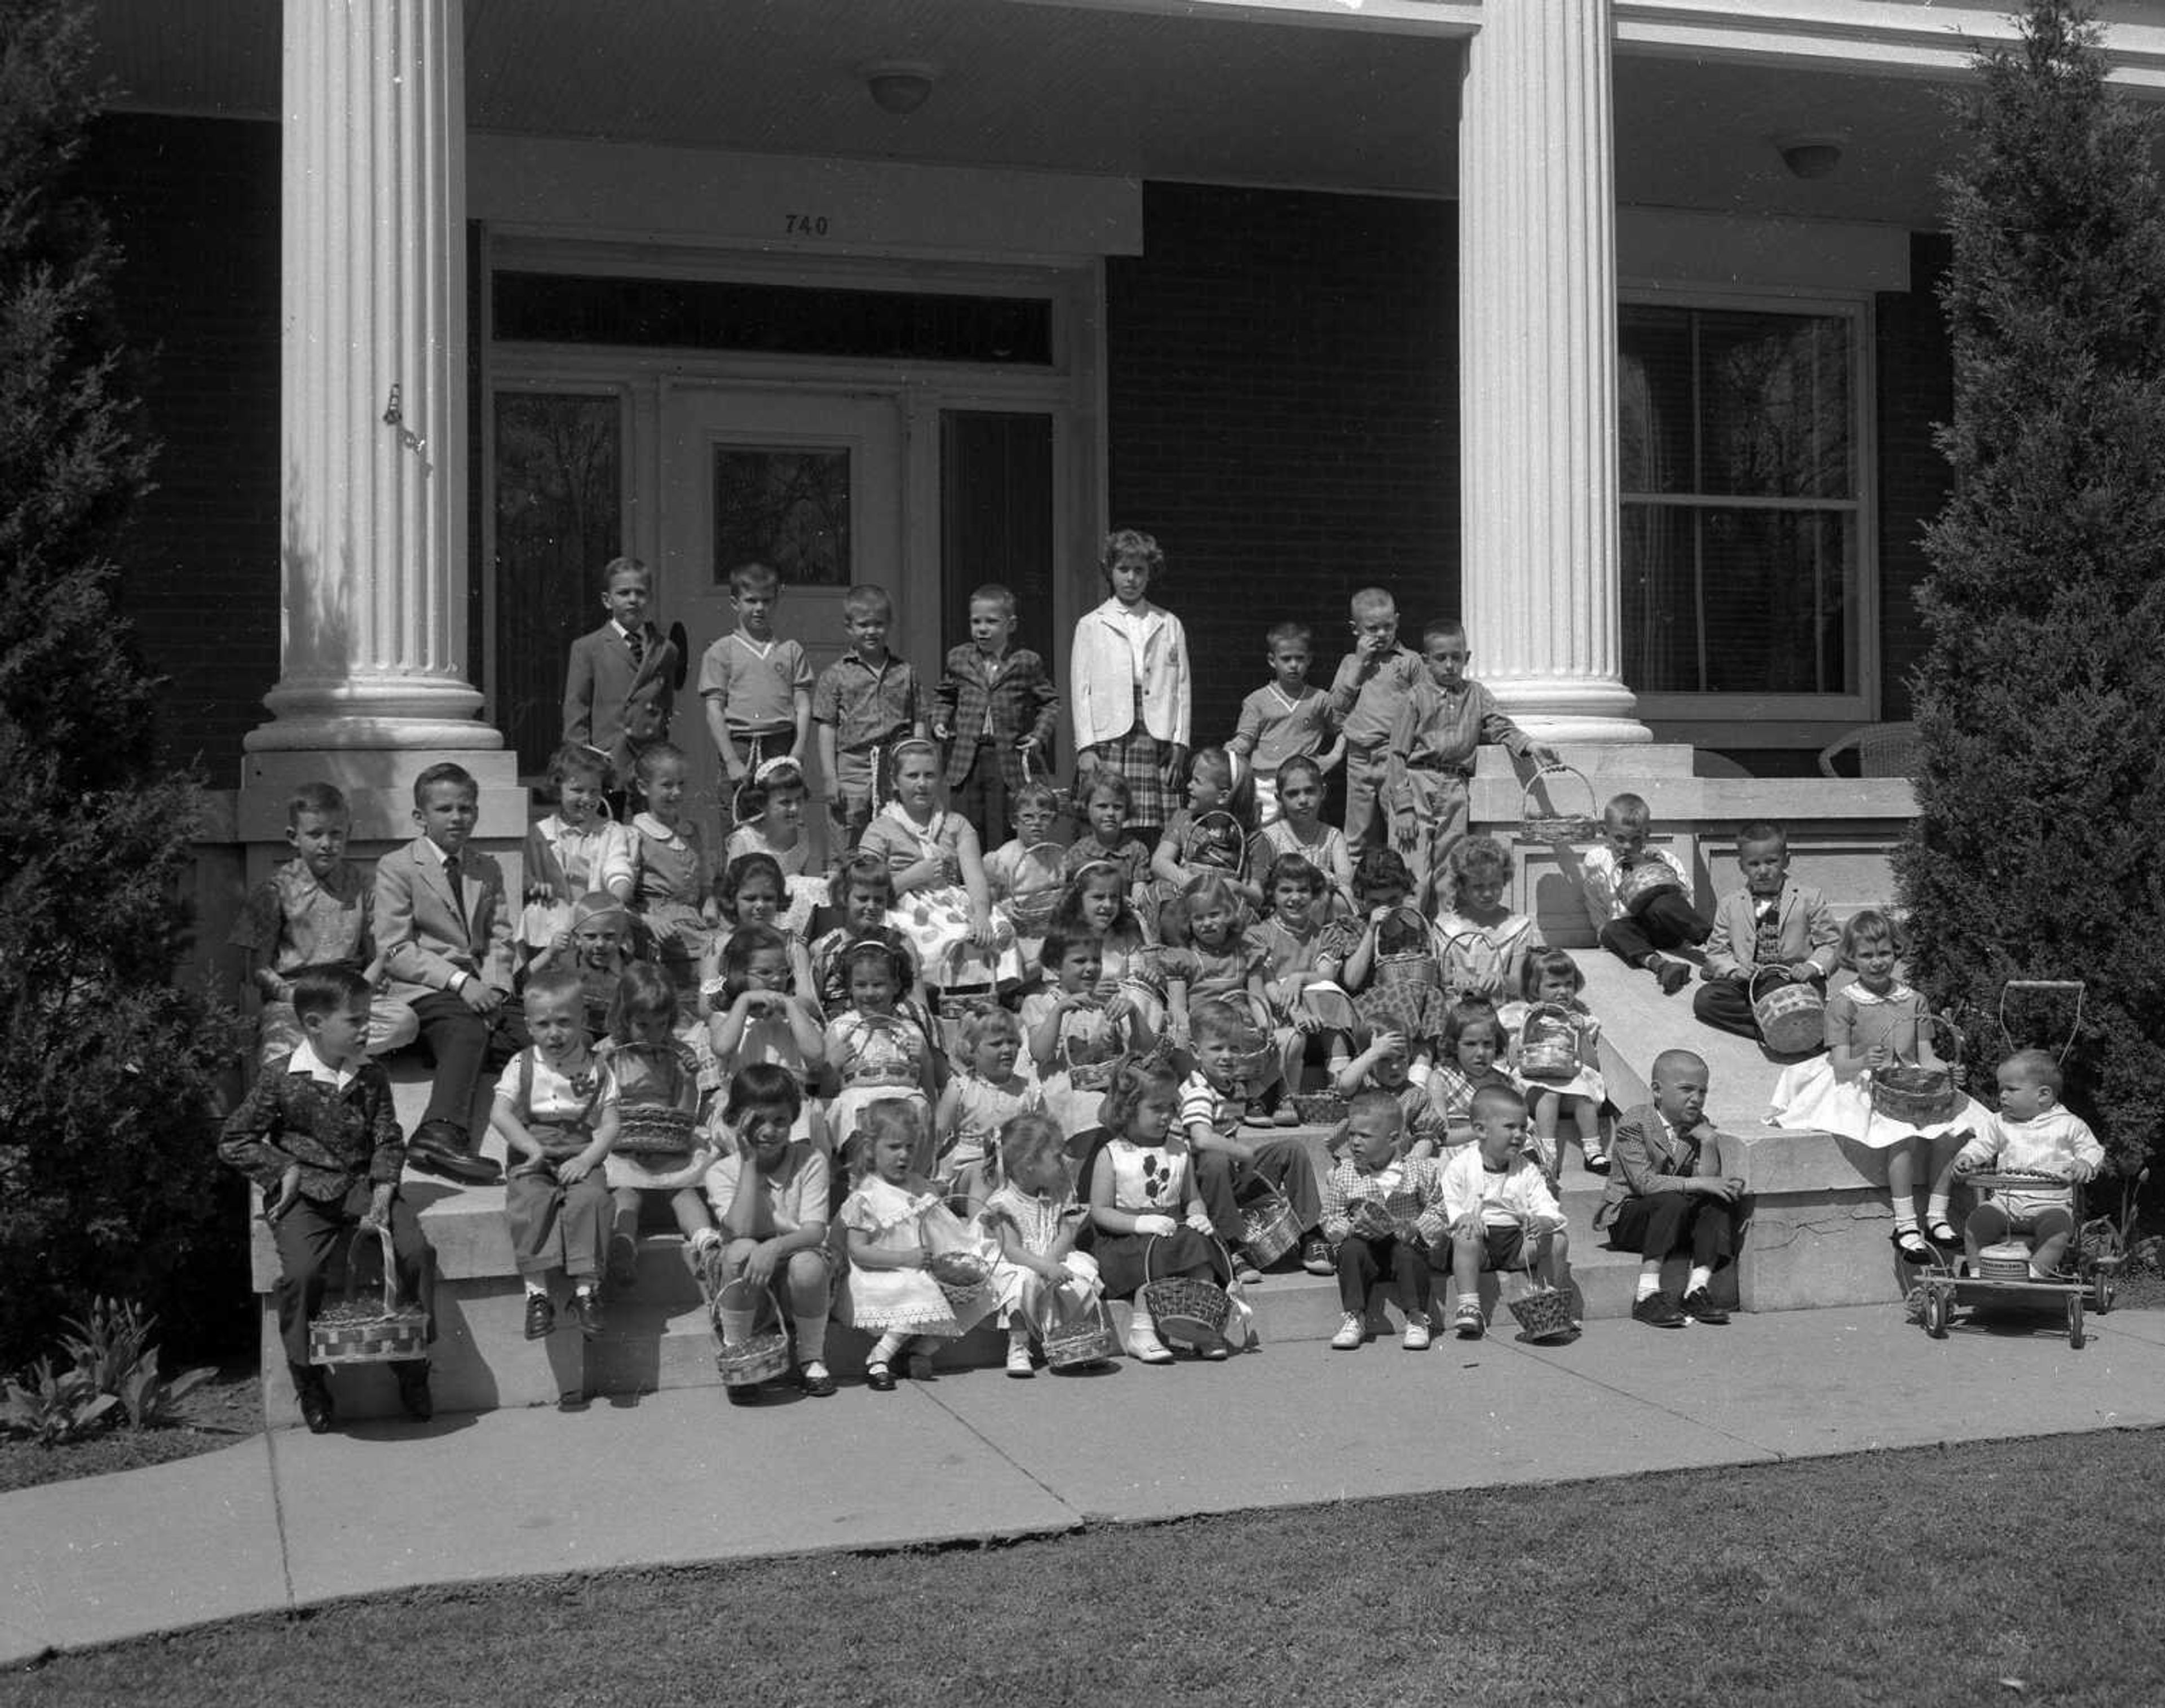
[1070,529,1191,844]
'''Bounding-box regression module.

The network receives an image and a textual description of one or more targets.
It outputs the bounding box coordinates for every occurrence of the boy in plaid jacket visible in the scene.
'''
[932,582,1061,849]
[219,966,434,1433]
[1320,1088,1450,1350]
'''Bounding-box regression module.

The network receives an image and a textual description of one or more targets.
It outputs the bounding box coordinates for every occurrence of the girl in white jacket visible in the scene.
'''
[1070,529,1192,845]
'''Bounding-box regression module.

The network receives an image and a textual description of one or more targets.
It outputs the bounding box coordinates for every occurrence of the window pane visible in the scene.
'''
[1699,507,1857,693]
[1696,311,1853,499]
[712,449,851,587]
[1618,307,1694,496]
[1621,503,1700,692]
[940,411,1055,670]
[494,392,621,773]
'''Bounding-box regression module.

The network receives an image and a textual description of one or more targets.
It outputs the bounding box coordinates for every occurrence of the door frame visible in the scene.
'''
[479,235,1104,784]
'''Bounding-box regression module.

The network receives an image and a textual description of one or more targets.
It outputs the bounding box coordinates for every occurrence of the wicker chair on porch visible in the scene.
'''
[1816,721,1921,779]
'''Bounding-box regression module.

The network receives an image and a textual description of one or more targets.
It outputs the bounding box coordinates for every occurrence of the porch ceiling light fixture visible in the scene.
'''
[1771,131,1848,180]
[860,59,940,116]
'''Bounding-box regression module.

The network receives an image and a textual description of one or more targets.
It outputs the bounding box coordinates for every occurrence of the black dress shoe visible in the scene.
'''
[407,1122,502,1184]
[295,1370,335,1433]
[797,1362,837,1399]
[1631,1292,1687,1329]
[567,1290,604,1338]
[864,1361,898,1392]
[394,1361,434,1421]
[1681,1286,1730,1325]
[523,1293,555,1340]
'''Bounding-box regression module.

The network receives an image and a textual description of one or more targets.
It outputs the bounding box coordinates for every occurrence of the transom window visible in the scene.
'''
[1619,302,1864,708]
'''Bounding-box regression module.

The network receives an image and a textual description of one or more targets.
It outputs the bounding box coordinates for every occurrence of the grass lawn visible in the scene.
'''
[3,1428,2160,1707]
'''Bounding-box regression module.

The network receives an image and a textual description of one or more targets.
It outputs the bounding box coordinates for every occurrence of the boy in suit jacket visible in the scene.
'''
[562,556,680,799]
[1594,1050,1743,1328]
[375,762,525,1184]
[1694,822,1840,1046]
[932,583,1061,849]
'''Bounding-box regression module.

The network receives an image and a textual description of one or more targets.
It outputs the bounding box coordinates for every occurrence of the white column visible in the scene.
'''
[1459,0,1649,744]
[248,0,497,752]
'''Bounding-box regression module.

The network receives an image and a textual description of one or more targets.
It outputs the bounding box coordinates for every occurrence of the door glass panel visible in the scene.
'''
[712,448,851,587]
[493,391,621,773]
[940,411,1055,671]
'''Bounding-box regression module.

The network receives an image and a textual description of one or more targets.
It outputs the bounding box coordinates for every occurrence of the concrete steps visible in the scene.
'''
[254,951,1907,1423]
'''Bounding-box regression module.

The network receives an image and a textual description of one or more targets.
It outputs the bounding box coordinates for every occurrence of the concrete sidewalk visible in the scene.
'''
[8,1302,2165,1666]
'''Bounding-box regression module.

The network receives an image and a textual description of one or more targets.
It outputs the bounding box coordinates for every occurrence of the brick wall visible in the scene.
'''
[77,114,281,787]
[1874,232,1955,724]
[1106,183,1459,748]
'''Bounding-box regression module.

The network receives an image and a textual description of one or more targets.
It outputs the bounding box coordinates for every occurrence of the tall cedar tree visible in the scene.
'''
[0,0,240,1363]
[1897,0,2165,1172]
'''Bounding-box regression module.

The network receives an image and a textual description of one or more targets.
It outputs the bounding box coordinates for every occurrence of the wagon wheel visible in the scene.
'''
[2093,1271,2115,1315]
[2066,1294,2086,1350]
[1922,1286,1950,1339]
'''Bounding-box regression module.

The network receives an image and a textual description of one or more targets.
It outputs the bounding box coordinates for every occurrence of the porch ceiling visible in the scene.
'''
[92,0,2158,223]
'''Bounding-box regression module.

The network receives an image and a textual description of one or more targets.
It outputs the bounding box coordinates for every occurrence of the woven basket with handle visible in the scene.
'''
[1140,1234,1233,1351]
[308,1224,428,1366]
[1517,762,1600,844]
[1749,967,1827,1056]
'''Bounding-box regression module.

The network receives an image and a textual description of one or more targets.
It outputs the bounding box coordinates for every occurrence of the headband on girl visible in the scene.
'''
[1068,858,1122,886]
[753,755,804,787]
[888,735,938,765]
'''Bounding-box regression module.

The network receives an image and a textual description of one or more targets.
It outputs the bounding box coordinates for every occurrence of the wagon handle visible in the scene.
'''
[1997,979,2084,1065]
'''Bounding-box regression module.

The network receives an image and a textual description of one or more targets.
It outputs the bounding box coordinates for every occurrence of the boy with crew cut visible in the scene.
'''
[813,584,927,863]
[1550,791,1712,997]
[1229,621,1342,826]
[375,762,525,1184]
[932,582,1061,849]
[561,555,680,799]
[219,966,435,1433]
[1385,618,1557,912]
[1439,1085,1572,1340]
[698,560,812,785]
[1327,587,1426,853]
[230,780,418,1068]
[1595,1049,1741,1328]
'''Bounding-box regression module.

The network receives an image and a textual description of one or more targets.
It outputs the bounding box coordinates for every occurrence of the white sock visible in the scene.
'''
[1892,1209,1920,1235]
[573,1281,594,1298]
[1008,1324,1031,1349]
[870,1330,906,1364]
[1687,1265,1712,1295]
[1634,1267,1661,1302]
[524,1280,547,1298]
[1925,1192,1951,1226]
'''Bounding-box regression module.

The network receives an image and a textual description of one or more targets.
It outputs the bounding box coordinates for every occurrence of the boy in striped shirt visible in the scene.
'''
[1320,1088,1450,1351]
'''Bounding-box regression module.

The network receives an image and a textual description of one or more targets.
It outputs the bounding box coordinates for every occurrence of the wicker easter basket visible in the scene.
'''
[1186,810,1249,882]
[1293,1091,1349,1126]
[1518,762,1600,844]
[927,1249,994,1315]
[1750,967,1827,1056]
[1237,1184,1301,1269]
[1869,1014,1963,1126]
[711,1278,792,1388]
[1613,857,1685,911]
[1004,840,1070,935]
[1037,1293,1121,1370]
[613,1104,700,1157]
[1504,1281,1578,1343]
[1516,1002,1582,1085]
[1372,905,1442,993]
[1141,1234,1233,1352]
[308,1225,428,1366]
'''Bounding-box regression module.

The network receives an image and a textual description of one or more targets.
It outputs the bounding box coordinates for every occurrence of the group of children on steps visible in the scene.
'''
[221,533,2106,1427]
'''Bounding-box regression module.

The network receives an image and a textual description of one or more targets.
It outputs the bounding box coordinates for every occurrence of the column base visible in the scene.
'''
[1484,679,1652,746]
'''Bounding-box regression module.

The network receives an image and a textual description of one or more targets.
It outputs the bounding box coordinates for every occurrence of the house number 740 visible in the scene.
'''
[785,214,830,236]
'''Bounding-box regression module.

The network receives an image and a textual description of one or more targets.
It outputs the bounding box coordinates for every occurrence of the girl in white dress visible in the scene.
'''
[1767,909,1976,1263]
[840,1101,995,1390]
[979,1112,1099,1377]
[1499,949,1608,1183]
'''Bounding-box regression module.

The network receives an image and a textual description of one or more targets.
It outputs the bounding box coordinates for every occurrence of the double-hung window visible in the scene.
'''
[1619,297,1871,727]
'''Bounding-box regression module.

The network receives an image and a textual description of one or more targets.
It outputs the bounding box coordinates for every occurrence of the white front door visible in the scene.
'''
[659,385,919,860]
